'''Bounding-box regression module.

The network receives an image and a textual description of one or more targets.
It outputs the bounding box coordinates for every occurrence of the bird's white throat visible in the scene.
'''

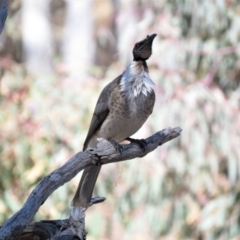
[120,61,155,99]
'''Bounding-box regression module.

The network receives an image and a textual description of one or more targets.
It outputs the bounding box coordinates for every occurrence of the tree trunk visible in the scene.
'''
[21,0,53,76]
[63,0,94,81]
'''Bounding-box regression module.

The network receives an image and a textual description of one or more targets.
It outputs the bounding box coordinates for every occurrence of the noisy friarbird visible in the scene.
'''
[72,33,157,208]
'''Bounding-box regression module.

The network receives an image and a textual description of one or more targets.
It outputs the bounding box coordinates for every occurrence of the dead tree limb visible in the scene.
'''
[0,0,8,34]
[0,127,182,240]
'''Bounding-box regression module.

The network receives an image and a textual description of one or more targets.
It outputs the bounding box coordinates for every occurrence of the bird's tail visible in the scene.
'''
[72,164,101,208]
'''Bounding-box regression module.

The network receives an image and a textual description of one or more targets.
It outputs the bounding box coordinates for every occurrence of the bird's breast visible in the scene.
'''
[96,89,155,142]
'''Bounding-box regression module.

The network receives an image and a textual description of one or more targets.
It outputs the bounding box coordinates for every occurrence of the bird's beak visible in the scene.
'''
[147,33,157,41]
[143,33,157,47]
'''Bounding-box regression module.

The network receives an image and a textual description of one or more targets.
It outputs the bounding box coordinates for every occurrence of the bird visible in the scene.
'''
[72,33,157,208]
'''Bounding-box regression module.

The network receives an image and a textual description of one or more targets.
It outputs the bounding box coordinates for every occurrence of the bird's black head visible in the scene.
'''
[133,33,157,61]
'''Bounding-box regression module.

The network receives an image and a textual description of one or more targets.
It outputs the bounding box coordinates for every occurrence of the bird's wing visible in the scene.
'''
[83,76,121,151]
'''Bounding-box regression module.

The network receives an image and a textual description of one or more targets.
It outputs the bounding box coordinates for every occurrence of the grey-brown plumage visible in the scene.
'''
[72,34,157,208]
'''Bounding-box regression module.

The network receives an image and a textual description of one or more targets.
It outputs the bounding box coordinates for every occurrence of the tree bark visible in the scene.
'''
[0,127,182,240]
[0,0,8,34]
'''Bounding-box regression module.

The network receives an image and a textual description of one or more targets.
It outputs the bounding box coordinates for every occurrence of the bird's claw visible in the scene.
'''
[108,138,123,154]
[126,137,147,152]
[88,149,102,165]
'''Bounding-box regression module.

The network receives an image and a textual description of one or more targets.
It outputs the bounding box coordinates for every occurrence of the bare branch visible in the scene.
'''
[0,127,182,240]
[0,0,8,34]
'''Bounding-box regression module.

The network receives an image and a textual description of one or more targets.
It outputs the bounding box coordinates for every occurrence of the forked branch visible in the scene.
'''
[0,127,182,240]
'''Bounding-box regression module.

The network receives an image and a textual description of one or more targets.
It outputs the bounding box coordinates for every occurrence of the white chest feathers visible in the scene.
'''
[120,61,155,99]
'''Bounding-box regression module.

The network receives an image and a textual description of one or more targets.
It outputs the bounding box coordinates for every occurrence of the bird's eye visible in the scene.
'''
[136,43,140,47]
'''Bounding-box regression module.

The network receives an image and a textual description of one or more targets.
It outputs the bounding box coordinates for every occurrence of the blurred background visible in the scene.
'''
[0,0,240,239]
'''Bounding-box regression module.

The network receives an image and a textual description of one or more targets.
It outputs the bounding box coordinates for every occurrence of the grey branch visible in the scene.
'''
[0,127,182,240]
[0,0,8,34]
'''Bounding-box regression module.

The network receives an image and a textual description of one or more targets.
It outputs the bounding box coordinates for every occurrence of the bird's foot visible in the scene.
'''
[95,157,102,166]
[126,137,147,151]
[108,138,123,154]
[88,148,102,165]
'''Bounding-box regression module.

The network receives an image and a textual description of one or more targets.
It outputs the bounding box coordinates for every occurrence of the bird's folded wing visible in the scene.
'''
[83,75,122,151]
